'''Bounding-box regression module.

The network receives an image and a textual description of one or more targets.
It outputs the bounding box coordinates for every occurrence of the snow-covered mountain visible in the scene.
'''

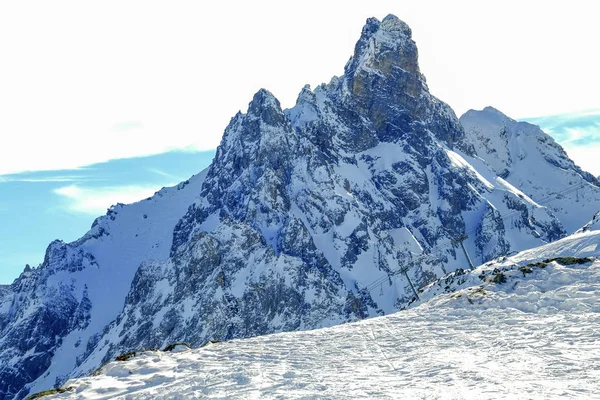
[460,106,600,233]
[44,227,600,399]
[1,14,599,399]
[0,172,208,399]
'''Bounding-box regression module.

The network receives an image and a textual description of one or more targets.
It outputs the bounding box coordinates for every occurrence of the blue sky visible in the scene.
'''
[0,150,214,283]
[524,109,600,176]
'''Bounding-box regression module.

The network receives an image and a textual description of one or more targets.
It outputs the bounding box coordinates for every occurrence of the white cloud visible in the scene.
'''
[0,175,91,183]
[525,109,600,175]
[53,184,170,215]
[570,109,600,118]
[562,145,600,177]
[1,1,599,175]
[563,127,587,145]
[147,168,183,181]
[562,124,600,146]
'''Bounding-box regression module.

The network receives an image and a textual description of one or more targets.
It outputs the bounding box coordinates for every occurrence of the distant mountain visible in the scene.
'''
[1,14,599,399]
[460,106,600,233]
[0,172,208,399]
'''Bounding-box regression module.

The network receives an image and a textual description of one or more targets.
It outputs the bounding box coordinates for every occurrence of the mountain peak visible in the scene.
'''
[482,106,507,116]
[381,14,412,35]
[361,16,380,36]
[461,106,515,128]
[339,14,428,116]
[345,15,416,80]
[462,106,509,118]
[248,88,280,111]
[360,15,412,40]
[247,88,286,127]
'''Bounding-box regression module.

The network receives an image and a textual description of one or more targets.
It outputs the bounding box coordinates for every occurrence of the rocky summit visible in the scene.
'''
[1,14,599,399]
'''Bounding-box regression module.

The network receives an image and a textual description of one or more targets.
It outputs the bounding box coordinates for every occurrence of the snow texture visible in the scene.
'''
[48,230,600,399]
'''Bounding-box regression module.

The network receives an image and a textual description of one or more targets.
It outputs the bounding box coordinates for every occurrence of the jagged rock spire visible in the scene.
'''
[345,15,418,80]
[247,88,287,127]
[210,88,292,171]
[343,14,425,102]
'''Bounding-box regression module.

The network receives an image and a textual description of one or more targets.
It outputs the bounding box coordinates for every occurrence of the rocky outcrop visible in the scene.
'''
[576,211,600,234]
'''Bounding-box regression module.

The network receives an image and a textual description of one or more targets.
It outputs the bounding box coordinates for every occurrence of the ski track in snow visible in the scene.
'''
[50,232,600,400]
[53,309,600,399]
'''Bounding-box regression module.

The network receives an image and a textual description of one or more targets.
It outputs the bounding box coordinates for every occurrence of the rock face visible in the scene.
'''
[0,14,597,399]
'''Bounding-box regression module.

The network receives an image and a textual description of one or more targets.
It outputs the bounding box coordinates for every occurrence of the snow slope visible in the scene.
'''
[46,229,600,399]
[0,171,207,399]
[460,106,600,233]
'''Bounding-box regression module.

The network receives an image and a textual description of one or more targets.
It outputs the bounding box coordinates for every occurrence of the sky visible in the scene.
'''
[0,151,215,283]
[525,109,600,177]
[0,0,599,283]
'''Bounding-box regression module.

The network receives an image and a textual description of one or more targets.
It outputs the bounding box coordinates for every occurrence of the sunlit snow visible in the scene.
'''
[51,230,600,399]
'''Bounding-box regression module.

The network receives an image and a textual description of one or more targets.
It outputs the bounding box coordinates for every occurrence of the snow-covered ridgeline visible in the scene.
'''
[460,106,600,233]
[0,171,208,399]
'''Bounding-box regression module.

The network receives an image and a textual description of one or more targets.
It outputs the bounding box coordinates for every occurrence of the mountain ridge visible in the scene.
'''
[460,106,600,233]
[1,14,599,399]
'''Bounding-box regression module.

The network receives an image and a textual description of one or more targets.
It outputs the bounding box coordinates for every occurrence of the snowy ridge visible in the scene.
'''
[415,228,600,310]
[2,14,600,400]
[0,171,207,399]
[46,229,600,399]
[576,211,600,234]
[460,106,600,233]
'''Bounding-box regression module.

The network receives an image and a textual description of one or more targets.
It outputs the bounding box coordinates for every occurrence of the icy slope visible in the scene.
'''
[48,230,600,399]
[460,106,600,233]
[0,171,207,399]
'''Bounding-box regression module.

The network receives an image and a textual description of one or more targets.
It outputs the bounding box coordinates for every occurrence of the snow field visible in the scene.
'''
[50,232,600,399]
